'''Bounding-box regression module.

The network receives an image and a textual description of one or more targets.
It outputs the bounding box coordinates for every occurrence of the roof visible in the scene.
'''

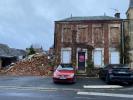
[0,44,26,57]
[129,0,133,8]
[57,16,120,22]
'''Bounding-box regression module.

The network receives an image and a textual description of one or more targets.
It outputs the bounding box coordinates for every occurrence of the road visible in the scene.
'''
[0,76,133,100]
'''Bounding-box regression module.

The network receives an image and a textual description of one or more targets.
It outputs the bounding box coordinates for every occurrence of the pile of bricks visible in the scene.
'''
[6,53,53,76]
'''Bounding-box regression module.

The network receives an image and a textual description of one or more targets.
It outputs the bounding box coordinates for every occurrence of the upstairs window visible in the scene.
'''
[77,27,88,43]
[110,27,120,44]
[62,28,72,42]
[93,27,103,44]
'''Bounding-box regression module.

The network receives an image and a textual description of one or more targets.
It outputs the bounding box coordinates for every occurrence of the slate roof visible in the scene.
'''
[0,44,26,57]
[58,16,120,22]
[129,0,133,8]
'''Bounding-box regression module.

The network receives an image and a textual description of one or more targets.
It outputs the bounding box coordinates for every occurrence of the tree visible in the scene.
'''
[28,45,36,55]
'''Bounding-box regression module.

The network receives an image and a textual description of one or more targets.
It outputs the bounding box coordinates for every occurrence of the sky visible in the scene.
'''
[0,0,129,50]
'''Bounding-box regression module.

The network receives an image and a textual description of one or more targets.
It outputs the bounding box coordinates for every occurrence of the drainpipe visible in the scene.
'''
[121,19,126,64]
[121,20,124,64]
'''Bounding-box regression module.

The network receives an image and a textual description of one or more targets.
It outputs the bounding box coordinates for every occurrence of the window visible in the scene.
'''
[93,27,103,43]
[77,27,88,43]
[94,50,102,67]
[62,28,72,42]
[61,48,71,64]
[110,51,120,64]
[110,27,120,44]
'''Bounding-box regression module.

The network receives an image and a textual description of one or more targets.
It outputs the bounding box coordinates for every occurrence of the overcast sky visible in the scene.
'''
[0,0,129,50]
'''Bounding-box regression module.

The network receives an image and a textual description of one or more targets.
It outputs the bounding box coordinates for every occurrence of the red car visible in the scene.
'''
[53,64,76,83]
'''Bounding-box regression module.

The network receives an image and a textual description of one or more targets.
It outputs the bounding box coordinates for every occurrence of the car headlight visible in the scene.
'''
[53,73,60,78]
[68,74,74,78]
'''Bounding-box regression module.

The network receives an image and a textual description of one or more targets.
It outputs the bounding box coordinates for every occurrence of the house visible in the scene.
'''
[54,14,122,74]
[26,45,44,54]
[126,0,133,67]
[0,44,26,68]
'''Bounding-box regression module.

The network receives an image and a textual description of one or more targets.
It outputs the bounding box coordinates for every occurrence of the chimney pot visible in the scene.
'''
[115,13,120,18]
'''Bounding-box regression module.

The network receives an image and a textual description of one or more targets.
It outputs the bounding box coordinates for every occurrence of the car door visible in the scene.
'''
[101,65,109,79]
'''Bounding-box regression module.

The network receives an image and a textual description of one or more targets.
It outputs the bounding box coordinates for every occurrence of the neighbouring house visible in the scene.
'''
[26,45,44,54]
[54,14,122,74]
[126,0,133,67]
[0,44,26,68]
[47,46,54,59]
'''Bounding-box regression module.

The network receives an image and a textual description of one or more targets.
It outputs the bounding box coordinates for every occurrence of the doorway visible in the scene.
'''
[78,52,86,71]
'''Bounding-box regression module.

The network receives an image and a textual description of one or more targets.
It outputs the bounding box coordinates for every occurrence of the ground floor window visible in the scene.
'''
[61,48,71,64]
[93,50,102,67]
[110,51,120,64]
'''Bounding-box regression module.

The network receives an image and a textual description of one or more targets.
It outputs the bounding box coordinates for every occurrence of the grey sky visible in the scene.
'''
[0,0,129,50]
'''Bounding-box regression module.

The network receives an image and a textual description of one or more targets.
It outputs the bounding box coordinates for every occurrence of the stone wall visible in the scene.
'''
[54,20,121,67]
[127,8,133,67]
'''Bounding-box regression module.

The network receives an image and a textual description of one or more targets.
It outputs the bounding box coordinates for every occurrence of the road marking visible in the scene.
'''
[0,86,79,91]
[84,85,123,89]
[0,86,58,91]
[77,92,133,98]
[75,96,95,99]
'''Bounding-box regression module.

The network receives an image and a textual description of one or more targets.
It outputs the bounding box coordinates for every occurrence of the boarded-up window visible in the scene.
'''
[93,27,103,43]
[61,49,71,64]
[110,27,119,43]
[110,51,120,64]
[94,50,102,67]
[77,27,88,43]
[62,28,72,42]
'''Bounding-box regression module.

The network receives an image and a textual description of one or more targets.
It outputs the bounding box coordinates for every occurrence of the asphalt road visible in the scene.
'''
[0,76,133,100]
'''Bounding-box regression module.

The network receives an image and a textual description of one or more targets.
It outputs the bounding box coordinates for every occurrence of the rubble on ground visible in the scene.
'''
[6,53,53,76]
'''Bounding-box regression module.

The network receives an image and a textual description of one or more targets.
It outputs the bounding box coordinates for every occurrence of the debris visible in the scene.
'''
[6,53,53,76]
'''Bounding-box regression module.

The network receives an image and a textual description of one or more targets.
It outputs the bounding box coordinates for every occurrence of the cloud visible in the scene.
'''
[0,0,129,50]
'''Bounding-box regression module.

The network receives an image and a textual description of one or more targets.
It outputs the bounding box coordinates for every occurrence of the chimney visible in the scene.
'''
[115,13,120,18]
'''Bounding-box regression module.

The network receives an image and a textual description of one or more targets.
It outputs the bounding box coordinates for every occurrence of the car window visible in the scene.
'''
[57,64,73,70]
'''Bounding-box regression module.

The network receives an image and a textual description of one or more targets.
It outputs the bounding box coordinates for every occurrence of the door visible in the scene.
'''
[78,52,85,71]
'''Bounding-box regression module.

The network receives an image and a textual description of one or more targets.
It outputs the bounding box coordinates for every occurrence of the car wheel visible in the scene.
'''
[105,74,111,84]
[71,76,76,84]
[128,82,133,85]
[53,80,57,84]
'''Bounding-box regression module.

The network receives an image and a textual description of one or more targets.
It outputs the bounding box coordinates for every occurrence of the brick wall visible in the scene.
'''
[54,20,121,67]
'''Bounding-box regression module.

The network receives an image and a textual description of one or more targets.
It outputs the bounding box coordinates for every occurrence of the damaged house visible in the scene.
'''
[0,44,26,68]
[54,13,122,74]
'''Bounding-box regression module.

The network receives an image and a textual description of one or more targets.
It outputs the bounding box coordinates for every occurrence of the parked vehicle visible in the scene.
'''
[99,64,133,84]
[53,64,76,83]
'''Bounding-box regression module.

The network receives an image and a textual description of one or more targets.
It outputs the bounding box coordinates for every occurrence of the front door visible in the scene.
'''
[78,52,85,71]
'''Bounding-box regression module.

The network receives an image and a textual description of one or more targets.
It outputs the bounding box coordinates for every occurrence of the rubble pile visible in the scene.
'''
[6,54,53,76]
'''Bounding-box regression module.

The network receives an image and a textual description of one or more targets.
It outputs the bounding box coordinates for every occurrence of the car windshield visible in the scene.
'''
[103,64,129,69]
[57,64,73,70]
[104,64,129,68]
[112,64,129,68]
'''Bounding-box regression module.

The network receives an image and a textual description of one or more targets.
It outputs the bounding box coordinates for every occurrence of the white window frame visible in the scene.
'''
[61,48,72,64]
[109,48,120,64]
[93,48,104,68]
